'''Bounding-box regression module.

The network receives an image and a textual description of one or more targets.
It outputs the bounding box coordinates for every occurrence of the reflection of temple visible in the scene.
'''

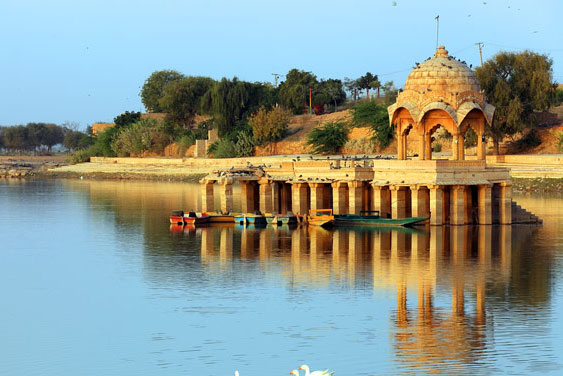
[196,224,538,370]
[200,47,540,226]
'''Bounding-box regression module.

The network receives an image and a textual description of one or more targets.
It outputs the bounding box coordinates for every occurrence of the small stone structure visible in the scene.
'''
[195,129,219,158]
[199,46,540,226]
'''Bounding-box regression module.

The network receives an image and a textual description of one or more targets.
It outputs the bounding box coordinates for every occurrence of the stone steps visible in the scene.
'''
[511,201,542,224]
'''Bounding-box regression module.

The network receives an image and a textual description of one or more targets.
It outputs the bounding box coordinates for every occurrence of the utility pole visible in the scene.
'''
[271,73,281,88]
[435,15,440,49]
[476,42,484,66]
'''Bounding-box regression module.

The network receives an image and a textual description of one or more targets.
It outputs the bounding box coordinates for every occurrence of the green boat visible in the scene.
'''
[334,210,427,227]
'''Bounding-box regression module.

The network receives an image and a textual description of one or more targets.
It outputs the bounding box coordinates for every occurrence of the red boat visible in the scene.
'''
[170,210,185,225]
[183,211,210,225]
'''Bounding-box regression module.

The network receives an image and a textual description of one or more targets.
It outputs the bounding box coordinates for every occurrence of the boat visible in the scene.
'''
[235,213,267,226]
[334,210,427,227]
[279,212,298,225]
[205,211,238,223]
[307,209,334,227]
[170,210,185,225]
[183,211,211,225]
[265,215,281,225]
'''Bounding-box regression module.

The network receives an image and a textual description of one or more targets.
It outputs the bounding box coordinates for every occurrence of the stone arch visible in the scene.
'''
[417,102,458,127]
[421,109,457,136]
[389,101,419,125]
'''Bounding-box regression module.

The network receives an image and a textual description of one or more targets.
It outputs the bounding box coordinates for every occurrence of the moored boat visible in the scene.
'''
[235,213,267,226]
[170,210,185,225]
[183,211,211,225]
[307,209,334,227]
[334,210,427,227]
[205,211,238,223]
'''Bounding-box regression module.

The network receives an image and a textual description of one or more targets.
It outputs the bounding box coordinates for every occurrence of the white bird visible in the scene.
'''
[234,372,239,376]
[299,364,334,376]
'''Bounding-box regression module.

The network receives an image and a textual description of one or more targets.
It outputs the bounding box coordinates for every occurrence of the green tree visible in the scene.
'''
[249,106,290,147]
[3,126,30,153]
[159,76,214,129]
[111,118,167,157]
[344,77,361,101]
[140,70,185,112]
[278,69,317,114]
[307,122,349,154]
[475,50,556,154]
[26,123,49,152]
[43,124,64,152]
[350,101,394,149]
[382,81,399,104]
[317,79,346,109]
[114,111,141,128]
[202,77,251,136]
[356,72,379,101]
[64,130,92,151]
[0,127,5,150]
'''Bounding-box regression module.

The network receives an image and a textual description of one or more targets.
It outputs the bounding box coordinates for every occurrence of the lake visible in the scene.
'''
[1,179,562,375]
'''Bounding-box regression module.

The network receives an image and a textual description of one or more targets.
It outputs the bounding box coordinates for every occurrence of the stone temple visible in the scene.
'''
[201,46,540,226]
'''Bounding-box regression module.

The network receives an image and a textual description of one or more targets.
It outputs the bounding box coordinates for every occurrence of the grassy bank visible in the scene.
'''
[512,177,563,193]
[38,170,207,183]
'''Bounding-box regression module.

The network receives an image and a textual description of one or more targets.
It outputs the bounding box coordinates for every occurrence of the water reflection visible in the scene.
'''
[185,223,542,371]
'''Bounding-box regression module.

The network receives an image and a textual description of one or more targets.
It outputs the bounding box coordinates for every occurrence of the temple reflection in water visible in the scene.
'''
[171,223,538,370]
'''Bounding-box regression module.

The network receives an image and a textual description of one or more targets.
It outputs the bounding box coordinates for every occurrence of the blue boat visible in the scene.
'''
[235,213,267,226]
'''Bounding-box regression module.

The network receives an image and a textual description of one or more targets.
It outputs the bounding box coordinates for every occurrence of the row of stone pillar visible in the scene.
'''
[201,179,513,225]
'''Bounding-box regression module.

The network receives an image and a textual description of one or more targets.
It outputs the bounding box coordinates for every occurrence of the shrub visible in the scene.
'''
[176,134,196,156]
[111,119,167,156]
[464,128,478,148]
[307,122,349,154]
[209,139,237,158]
[343,138,377,154]
[350,101,394,149]
[514,129,541,151]
[249,106,290,145]
[234,129,255,157]
[432,142,442,152]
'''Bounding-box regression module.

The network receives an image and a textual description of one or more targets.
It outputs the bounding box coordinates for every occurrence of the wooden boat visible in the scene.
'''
[170,210,185,225]
[279,213,298,225]
[334,210,427,227]
[266,215,281,225]
[183,211,211,225]
[235,213,267,226]
[307,209,334,227]
[205,211,238,223]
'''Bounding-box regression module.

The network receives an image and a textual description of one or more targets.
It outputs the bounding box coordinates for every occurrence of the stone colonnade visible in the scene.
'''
[201,178,513,225]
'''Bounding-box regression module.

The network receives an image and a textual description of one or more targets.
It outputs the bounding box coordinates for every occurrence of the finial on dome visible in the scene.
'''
[435,45,448,58]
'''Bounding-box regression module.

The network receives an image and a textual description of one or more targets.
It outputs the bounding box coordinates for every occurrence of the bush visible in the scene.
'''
[209,139,237,158]
[514,129,541,151]
[307,122,349,154]
[343,138,377,154]
[249,106,290,145]
[234,129,255,157]
[432,142,442,152]
[554,130,563,153]
[176,134,196,156]
[111,119,167,156]
[350,101,394,149]
[464,127,478,148]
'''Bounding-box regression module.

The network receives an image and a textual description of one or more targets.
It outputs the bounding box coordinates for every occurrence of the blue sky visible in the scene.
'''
[1,0,561,128]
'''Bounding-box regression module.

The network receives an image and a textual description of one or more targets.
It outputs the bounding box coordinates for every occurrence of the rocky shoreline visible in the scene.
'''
[0,156,67,178]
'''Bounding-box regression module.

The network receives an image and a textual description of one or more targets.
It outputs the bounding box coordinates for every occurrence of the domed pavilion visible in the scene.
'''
[388,46,495,160]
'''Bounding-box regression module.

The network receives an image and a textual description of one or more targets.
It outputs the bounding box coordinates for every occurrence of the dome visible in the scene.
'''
[403,46,481,94]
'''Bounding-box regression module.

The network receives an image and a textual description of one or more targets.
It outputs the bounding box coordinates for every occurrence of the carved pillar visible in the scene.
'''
[425,132,432,160]
[499,182,512,225]
[258,179,273,214]
[451,132,460,161]
[371,184,390,218]
[347,181,364,215]
[291,182,309,215]
[219,179,233,213]
[450,185,466,225]
[410,185,430,220]
[458,133,465,160]
[478,184,492,225]
[429,184,443,225]
[390,185,407,219]
[309,183,325,210]
[200,180,214,212]
[331,181,348,215]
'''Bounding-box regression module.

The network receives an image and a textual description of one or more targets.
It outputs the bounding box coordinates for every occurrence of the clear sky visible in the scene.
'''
[1,0,561,128]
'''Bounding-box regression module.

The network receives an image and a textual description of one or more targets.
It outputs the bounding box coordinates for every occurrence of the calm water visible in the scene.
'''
[1,179,563,376]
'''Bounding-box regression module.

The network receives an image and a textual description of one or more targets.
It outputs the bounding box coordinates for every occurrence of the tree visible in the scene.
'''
[158,76,215,129]
[382,81,399,104]
[249,106,290,150]
[278,69,317,114]
[317,79,346,109]
[64,130,92,151]
[3,126,30,153]
[202,77,251,136]
[475,51,556,154]
[26,123,49,152]
[114,111,142,129]
[43,124,64,152]
[356,72,379,101]
[140,70,185,112]
[307,122,349,154]
[344,77,361,101]
[350,101,395,149]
